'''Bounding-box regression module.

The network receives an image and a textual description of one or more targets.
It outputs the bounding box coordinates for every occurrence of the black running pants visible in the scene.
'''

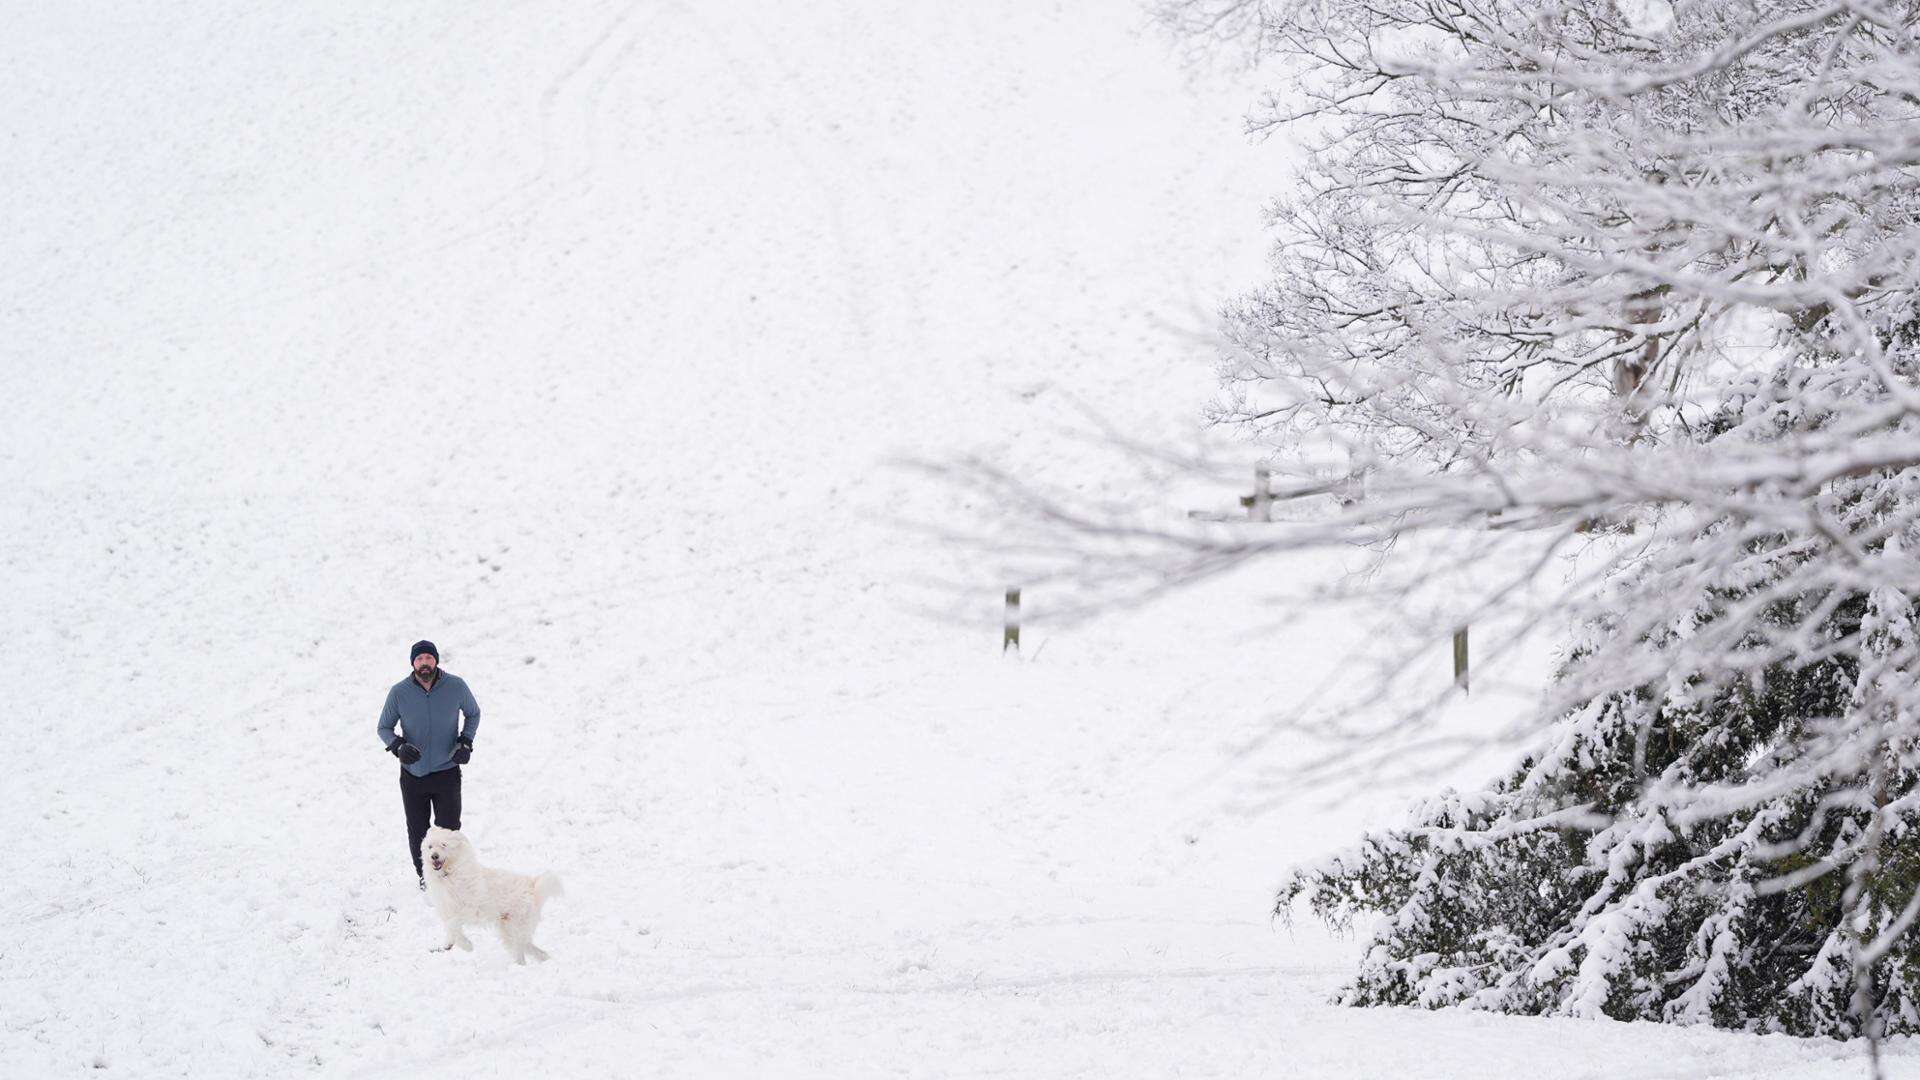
[400,765,462,878]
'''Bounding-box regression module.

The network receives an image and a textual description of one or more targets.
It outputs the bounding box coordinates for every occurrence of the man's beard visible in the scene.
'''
[416,665,435,680]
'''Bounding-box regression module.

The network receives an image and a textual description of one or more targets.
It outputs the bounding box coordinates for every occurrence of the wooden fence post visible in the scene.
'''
[1453,626,1469,693]
[1239,463,1273,522]
[1003,589,1021,653]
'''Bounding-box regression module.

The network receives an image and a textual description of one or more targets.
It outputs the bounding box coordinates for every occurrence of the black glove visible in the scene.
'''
[389,740,422,765]
[452,738,473,765]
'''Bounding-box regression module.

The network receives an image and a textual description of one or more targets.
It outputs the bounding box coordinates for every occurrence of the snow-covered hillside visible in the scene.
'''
[0,2,1900,1076]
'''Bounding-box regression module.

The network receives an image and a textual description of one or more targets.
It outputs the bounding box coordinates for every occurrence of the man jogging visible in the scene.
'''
[377,640,481,889]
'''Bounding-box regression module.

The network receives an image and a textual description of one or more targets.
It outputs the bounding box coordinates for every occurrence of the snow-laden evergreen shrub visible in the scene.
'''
[1283,578,1920,1036]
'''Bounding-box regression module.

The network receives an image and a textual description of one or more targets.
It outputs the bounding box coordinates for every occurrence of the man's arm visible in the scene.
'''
[458,679,481,744]
[377,686,402,748]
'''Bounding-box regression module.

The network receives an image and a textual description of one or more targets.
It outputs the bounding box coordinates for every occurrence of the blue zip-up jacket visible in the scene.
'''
[377,671,481,777]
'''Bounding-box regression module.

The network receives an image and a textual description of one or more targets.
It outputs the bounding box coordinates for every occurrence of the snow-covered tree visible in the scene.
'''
[1194,0,1920,1048]
[953,0,1920,1055]
[1283,564,1920,1040]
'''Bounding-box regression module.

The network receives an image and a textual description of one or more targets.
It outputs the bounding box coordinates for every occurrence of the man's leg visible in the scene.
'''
[430,765,463,832]
[400,768,431,879]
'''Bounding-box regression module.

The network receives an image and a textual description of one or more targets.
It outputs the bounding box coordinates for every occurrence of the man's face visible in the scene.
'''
[414,652,438,679]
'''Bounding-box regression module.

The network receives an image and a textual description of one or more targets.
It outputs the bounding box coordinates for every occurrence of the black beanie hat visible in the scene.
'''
[410,640,439,664]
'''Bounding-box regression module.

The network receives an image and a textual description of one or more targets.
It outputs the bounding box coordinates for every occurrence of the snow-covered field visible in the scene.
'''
[0,2,1905,1076]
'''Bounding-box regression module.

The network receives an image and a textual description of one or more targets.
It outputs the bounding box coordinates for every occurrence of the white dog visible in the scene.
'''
[419,826,563,964]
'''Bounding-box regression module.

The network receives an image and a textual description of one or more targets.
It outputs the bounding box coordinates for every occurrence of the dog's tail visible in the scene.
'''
[535,872,564,906]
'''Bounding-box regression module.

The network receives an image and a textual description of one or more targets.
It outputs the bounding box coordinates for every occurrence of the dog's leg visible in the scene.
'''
[524,942,550,963]
[438,919,474,953]
[497,914,529,964]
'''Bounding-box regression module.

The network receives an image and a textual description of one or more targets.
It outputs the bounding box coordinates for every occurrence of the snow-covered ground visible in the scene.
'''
[0,2,1904,1076]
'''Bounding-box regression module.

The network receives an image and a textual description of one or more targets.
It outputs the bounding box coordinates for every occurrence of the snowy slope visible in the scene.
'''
[0,2,1903,1077]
